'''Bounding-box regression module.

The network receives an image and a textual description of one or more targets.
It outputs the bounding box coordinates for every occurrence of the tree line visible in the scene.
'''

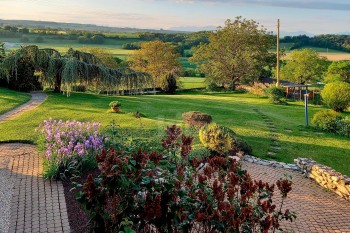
[1,17,350,95]
[282,34,350,53]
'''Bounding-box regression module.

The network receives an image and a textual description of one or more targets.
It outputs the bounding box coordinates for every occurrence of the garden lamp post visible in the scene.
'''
[304,93,309,126]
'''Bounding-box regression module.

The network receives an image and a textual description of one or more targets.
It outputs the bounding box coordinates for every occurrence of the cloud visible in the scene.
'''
[169,0,350,11]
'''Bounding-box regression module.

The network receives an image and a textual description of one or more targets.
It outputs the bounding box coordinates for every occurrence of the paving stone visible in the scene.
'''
[267,151,277,156]
[243,161,350,232]
[0,144,71,233]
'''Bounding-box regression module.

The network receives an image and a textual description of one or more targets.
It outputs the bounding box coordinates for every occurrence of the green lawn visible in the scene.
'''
[0,87,31,115]
[180,77,206,89]
[0,89,349,175]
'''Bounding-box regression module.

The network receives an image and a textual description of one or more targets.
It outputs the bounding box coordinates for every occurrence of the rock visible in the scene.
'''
[336,185,350,195]
[331,176,340,182]
[267,151,277,156]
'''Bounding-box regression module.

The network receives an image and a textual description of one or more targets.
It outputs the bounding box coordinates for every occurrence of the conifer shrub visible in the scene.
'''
[199,123,251,155]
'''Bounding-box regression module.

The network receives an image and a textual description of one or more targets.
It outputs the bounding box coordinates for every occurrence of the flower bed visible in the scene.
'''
[36,118,104,179]
[75,125,296,232]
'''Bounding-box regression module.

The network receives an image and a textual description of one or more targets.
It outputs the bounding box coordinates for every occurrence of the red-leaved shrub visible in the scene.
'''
[77,125,295,232]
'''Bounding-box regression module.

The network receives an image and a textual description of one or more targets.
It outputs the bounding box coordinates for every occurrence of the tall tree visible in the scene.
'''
[191,17,274,85]
[280,49,328,84]
[0,42,5,63]
[325,61,350,83]
[129,40,181,89]
[0,45,151,94]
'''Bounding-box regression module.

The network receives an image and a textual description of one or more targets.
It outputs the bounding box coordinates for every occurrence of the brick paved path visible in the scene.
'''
[0,92,47,123]
[243,162,350,233]
[0,144,70,233]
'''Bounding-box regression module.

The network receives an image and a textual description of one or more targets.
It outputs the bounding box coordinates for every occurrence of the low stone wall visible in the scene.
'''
[243,155,300,171]
[295,158,350,200]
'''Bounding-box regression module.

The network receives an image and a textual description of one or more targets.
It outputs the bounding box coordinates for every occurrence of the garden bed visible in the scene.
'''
[62,169,99,233]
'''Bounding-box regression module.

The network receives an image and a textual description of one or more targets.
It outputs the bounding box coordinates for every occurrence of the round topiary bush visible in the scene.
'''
[321,81,350,112]
[311,110,342,131]
[182,111,212,129]
[199,123,251,155]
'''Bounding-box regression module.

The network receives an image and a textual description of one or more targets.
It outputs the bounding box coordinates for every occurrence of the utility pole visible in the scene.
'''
[276,19,280,87]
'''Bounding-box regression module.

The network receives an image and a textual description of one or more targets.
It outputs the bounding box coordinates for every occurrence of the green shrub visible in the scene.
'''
[325,116,350,138]
[109,101,121,108]
[311,110,342,131]
[236,138,252,155]
[335,117,350,137]
[199,123,251,155]
[163,73,177,94]
[321,82,350,112]
[265,87,286,104]
[72,84,86,92]
[226,82,236,91]
[182,111,212,129]
[207,82,220,91]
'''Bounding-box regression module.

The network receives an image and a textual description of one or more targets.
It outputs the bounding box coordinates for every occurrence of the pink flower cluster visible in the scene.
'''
[37,118,103,161]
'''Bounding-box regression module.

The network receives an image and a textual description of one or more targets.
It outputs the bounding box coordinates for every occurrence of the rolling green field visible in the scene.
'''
[0,89,349,175]
[1,37,138,59]
[0,87,31,115]
[180,77,206,89]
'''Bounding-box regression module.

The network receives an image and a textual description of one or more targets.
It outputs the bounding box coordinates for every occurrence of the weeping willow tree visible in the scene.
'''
[0,42,5,63]
[0,45,152,95]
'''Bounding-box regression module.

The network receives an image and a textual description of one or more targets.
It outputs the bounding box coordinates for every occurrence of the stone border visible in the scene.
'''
[243,155,300,171]
[295,158,350,200]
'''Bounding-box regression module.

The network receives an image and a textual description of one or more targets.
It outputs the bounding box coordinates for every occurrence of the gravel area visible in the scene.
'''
[0,156,15,233]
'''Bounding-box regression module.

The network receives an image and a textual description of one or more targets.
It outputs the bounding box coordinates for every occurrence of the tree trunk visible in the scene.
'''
[53,73,61,93]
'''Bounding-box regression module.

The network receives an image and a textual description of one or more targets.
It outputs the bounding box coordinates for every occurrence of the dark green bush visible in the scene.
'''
[312,110,350,137]
[226,82,236,91]
[311,110,341,131]
[236,138,252,155]
[321,82,350,112]
[0,58,41,92]
[319,116,350,138]
[199,123,251,155]
[72,84,86,92]
[206,82,220,91]
[163,73,177,94]
[334,117,350,137]
[265,87,286,104]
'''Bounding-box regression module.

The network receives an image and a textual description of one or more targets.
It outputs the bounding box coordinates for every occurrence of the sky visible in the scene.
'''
[1,0,350,34]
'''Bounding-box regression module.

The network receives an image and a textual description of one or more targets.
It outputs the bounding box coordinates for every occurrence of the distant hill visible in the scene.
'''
[0,19,182,33]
